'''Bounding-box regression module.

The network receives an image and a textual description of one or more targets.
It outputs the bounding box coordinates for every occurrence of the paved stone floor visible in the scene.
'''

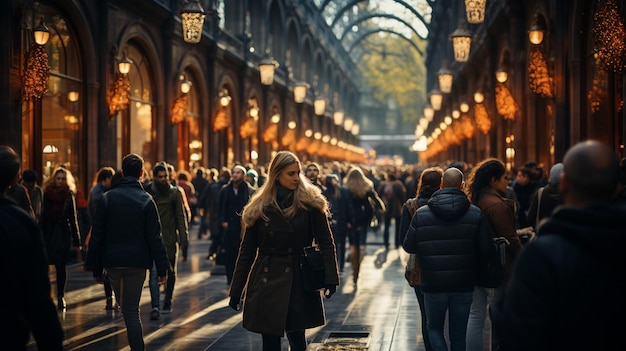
[27,223,428,351]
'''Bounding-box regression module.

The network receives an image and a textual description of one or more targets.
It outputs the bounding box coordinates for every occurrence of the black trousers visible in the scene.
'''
[261,330,306,351]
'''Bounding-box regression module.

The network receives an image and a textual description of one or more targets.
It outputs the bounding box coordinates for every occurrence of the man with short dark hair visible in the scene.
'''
[403,168,494,351]
[305,162,325,191]
[493,140,626,351]
[86,153,169,350]
[146,162,189,319]
[0,145,63,350]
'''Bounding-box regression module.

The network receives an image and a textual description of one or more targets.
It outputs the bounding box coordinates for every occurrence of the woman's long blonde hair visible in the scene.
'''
[43,167,77,193]
[241,151,328,229]
[344,166,374,198]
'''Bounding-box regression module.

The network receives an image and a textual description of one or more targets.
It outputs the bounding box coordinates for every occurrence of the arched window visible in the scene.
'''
[25,3,83,181]
[119,44,154,168]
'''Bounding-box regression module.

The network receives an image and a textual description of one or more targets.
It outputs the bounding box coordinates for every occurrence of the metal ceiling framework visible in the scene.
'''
[315,0,432,62]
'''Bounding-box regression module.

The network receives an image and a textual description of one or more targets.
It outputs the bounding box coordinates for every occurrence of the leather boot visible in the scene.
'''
[350,245,360,286]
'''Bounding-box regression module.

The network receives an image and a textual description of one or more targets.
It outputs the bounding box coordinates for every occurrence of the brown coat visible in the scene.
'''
[475,188,523,282]
[229,206,339,336]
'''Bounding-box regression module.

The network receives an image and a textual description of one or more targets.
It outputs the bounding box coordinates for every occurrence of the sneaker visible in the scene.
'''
[161,305,172,314]
[150,309,160,320]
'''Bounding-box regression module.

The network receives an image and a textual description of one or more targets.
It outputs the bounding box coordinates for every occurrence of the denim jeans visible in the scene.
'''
[149,255,177,310]
[106,267,148,351]
[414,286,433,351]
[424,291,474,351]
[466,286,503,351]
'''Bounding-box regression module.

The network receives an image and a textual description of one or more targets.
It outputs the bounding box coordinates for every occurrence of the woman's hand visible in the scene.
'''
[323,285,337,299]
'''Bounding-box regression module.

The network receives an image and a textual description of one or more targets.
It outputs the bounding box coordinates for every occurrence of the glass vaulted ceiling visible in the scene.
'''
[314,0,432,62]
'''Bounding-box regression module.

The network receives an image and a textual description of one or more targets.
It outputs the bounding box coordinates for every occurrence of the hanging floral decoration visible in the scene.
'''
[528,47,554,97]
[213,109,230,132]
[474,103,491,134]
[495,85,519,120]
[296,136,309,152]
[281,128,296,147]
[592,0,626,72]
[108,74,131,116]
[239,117,257,139]
[170,95,188,124]
[22,42,50,101]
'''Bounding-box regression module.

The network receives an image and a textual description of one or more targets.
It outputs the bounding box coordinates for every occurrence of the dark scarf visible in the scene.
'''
[45,183,70,221]
[276,185,294,210]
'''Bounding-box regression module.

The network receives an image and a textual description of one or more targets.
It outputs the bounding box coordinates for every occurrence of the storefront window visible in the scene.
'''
[24,3,83,181]
[119,44,154,169]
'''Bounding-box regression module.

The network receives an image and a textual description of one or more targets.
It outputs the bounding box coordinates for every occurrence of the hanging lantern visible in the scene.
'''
[180,0,206,44]
[259,53,279,85]
[429,88,443,111]
[438,62,454,94]
[293,82,308,103]
[528,15,545,45]
[33,16,50,45]
[465,0,486,24]
[314,96,327,115]
[450,19,472,62]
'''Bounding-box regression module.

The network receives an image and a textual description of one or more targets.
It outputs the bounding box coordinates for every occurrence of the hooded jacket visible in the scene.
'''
[403,188,493,293]
[493,204,626,351]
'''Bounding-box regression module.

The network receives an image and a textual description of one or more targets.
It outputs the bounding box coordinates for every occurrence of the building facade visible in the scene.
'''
[423,0,626,170]
[2,0,363,191]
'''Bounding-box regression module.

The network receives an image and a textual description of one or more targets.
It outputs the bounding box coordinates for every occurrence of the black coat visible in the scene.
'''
[85,177,169,277]
[493,204,626,351]
[0,197,63,350]
[403,188,494,293]
[229,206,339,336]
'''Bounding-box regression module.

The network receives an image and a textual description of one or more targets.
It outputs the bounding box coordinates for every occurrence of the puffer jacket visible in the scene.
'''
[403,188,493,293]
[85,177,169,278]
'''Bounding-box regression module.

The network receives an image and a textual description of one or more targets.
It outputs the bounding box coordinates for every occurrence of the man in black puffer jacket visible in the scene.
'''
[403,167,494,351]
[86,153,169,351]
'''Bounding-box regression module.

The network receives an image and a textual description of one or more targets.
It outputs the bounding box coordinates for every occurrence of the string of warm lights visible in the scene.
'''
[22,43,50,101]
[592,0,626,72]
[108,74,131,115]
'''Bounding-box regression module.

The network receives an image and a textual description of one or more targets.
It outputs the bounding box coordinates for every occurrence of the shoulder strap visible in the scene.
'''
[535,187,544,226]
[405,198,419,217]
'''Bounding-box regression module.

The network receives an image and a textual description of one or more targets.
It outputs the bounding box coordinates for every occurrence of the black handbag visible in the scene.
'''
[477,237,509,288]
[300,245,325,292]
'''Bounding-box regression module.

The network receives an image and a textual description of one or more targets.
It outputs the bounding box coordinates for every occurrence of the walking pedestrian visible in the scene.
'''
[146,162,189,319]
[345,166,385,287]
[85,153,169,351]
[86,166,116,310]
[398,166,444,351]
[378,171,407,250]
[465,158,523,351]
[492,140,626,351]
[0,146,63,351]
[322,174,353,273]
[228,151,339,351]
[21,169,43,221]
[526,163,563,230]
[404,168,495,351]
[41,166,82,310]
[219,165,254,285]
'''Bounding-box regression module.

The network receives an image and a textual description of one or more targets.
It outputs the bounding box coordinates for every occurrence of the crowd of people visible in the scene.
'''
[2,139,626,350]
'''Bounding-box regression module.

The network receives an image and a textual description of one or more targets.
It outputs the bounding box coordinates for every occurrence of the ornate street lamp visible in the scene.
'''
[465,0,486,24]
[259,51,279,85]
[333,110,344,126]
[180,0,206,44]
[429,87,443,111]
[293,81,308,103]
[528,15,545,45]
[495,67,508,83]
[33,16,50,45]
[437,61,454,94]
[423,104,435,122]
[314,95,327,115]
[450,19,472,62]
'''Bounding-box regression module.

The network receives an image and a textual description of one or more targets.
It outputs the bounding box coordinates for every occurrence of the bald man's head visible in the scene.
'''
[562,140,620,204]
[442,168,464,189]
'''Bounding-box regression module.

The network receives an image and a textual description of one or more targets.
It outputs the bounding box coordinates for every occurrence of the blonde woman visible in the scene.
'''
[344,166,385,287]
[41,166,82,310]
[228,151,339,351]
